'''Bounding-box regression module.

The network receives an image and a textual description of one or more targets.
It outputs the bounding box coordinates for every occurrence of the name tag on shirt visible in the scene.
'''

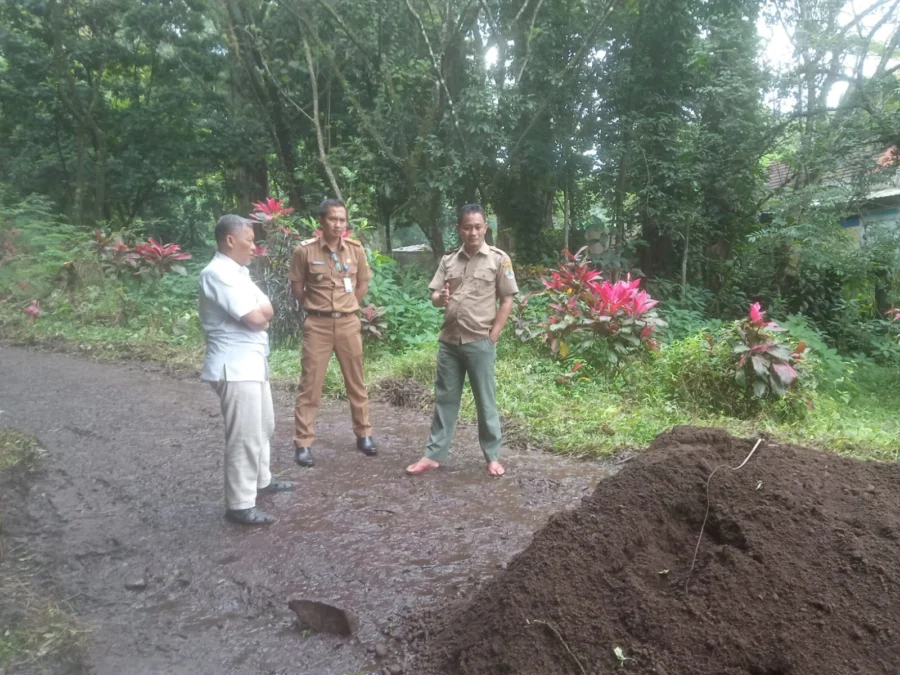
[343,277,353,293]
[312,261,325,265]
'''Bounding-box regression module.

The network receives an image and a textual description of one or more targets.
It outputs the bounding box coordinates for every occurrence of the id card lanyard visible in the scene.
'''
[331,251,353,293]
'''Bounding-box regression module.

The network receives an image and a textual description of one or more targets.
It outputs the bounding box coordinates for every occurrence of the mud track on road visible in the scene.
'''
[0,347,610,675]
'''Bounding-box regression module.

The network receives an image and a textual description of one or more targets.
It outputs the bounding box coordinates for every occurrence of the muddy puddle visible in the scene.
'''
[0,347,612,674]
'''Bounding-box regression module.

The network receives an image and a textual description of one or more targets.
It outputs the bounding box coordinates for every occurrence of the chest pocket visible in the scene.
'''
[445,272,463,294]
[473,267,497,289]
[307,261,333,287]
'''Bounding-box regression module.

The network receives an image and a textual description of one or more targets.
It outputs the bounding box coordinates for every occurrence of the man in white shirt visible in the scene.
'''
[199,214,294,525]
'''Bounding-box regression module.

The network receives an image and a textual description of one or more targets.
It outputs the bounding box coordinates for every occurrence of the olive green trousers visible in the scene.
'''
[424,338,501,462]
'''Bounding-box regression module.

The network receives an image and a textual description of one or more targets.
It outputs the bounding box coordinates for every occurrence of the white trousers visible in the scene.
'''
[212,380,274,510]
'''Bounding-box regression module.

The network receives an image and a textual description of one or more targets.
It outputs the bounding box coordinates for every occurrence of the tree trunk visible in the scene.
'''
[236,158,269,217]
[563,164,571,252]
[74,128,86,226]
[681,218,690,301]
[94,132,107,222]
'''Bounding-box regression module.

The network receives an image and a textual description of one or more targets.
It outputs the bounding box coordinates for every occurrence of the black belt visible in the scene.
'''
[304,309,352,319]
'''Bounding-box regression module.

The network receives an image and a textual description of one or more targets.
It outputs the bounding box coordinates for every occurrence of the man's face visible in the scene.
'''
[228,225,256,266]
[319,206,348,242]
[458,211,487,252]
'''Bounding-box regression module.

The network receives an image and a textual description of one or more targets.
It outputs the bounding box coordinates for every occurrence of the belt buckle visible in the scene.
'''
[331,312,341,319]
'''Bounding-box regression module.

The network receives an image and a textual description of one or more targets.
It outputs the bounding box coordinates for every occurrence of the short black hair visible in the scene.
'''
[318,198,347,218]
[214,214,252,243]
[457,203,486,224]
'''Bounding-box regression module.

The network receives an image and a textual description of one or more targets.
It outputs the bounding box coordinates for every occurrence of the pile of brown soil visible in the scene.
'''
[410,427,900,675]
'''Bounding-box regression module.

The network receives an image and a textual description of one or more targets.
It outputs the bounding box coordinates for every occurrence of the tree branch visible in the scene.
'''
[513,0,532,23]
[303,36,343,200]
[875,24,900,76]
[311,0,378,64]
[487,0,622,194]
[515,0,545,83]
[403,0,463,137]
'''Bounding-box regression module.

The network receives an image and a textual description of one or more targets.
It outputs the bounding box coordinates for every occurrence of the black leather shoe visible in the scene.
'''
[356,436,377,456]
[294,446,314,467]
[225,507,274,526]
[258,480,295,494]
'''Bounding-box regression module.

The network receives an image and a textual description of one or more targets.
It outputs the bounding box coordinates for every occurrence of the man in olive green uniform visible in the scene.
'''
[288,199,376,466]
[406,204,518,478]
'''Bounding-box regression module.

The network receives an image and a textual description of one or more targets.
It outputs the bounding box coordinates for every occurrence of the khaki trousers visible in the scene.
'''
[212,380,274,510]
[294,314,371,446]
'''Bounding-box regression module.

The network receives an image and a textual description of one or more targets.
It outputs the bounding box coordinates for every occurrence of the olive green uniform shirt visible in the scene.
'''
[429,242,518,344]
[288,236,372,313]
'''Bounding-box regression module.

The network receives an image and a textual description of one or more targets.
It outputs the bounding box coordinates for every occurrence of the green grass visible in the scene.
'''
[0,429,43,473]
[0,579,89,673]
[351,339,900,461]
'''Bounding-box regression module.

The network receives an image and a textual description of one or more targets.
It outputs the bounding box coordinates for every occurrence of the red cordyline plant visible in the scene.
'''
[133,238,192,278]
[539,247,666,367]
[91,231,190,278]
[251,198,295,223]
[23,300,40,323]
[249,197,310,349]
[359,304,387,341]
[732,302,809,398]
[91,230,137,275]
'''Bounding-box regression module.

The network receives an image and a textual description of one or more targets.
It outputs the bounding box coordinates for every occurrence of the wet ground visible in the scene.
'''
[0,347,612,675]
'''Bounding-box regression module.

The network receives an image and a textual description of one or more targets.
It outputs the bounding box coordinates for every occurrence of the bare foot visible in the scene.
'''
[406,457,440,475]
[487,461,505,477]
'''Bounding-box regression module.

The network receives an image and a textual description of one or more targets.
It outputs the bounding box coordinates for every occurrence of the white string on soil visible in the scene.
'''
[684,438,764,593]
[526,619,588,675]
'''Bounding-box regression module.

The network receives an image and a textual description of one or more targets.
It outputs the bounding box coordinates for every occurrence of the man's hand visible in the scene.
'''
[432,282,451,308]
[240,308,271,331]
[489,294,515,344]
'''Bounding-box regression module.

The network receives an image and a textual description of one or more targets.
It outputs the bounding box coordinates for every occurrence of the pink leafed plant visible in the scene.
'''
[23,300,40,323]
[250,198,295,222]
[538,247,666,367]
[732,302,807,398]
[133,238,191,277]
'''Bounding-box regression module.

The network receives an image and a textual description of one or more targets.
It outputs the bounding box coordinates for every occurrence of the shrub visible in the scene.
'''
[731,302,809,399]
[248,198,311,349]
[366,253,442,351]
[652,329,745,415]
[537,247,666,368]
[90,230,191,280]
[360,304,387,341]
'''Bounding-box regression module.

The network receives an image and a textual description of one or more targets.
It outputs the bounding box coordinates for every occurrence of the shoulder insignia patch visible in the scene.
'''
[344,237,362,246]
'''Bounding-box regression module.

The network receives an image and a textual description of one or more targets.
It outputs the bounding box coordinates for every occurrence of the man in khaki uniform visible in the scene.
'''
[288,199,376,466]
[406,204,518,477]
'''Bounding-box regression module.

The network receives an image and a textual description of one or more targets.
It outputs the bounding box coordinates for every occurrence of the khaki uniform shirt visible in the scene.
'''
[429,242,518,344]
[288,236,372,313]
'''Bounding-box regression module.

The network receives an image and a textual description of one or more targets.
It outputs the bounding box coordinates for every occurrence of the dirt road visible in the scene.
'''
[0,347,610,675]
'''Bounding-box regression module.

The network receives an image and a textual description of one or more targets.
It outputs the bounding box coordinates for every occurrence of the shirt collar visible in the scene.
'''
[213,251,249,275]
[458,241,490,260]
[320,236,345,254]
